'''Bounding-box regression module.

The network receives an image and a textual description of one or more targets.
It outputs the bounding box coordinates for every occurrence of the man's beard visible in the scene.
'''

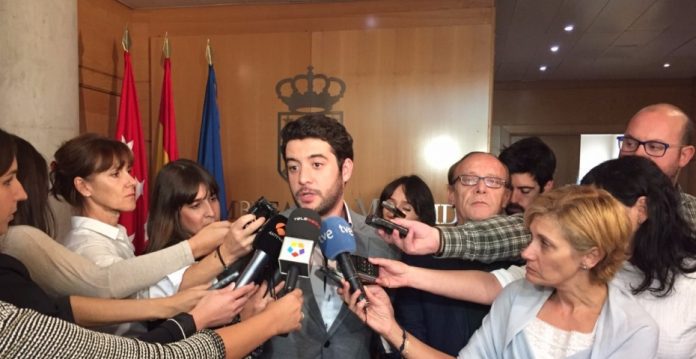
[505,203,525,215]
[293,176,344,217]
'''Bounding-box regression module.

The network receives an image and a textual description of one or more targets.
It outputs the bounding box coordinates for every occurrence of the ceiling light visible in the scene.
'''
[564,24,574,32]
[539,65,547,72]
[663,63,671,68]
[550,45,560,53]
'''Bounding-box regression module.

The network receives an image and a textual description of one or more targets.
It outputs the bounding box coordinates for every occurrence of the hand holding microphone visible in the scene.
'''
[211,215,287,290]
[319,216,367,303]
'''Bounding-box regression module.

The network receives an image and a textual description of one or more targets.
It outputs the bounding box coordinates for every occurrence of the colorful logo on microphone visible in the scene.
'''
[287,241,306,257]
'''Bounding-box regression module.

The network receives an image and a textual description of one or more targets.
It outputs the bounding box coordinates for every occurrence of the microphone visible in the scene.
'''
[236,215,287,287]
[210,215,287,289]
[319,216,366,303]
[278,208,320,294]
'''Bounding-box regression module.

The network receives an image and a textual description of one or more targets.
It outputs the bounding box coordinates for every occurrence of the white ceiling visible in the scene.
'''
[116,0,696,81]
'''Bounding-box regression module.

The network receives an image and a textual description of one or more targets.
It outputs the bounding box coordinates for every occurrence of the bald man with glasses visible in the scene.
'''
[380,103,696,263]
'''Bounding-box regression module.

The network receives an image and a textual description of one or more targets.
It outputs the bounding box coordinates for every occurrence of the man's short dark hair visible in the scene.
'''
[280,114,354,167]
[498,137,556,190]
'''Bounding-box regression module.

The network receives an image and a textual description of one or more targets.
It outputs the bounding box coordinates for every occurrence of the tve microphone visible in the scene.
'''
[278,208,320,294]
[234,215,287,288]
[319,216,366,303]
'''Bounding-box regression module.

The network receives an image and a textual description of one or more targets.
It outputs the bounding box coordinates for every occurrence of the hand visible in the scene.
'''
[378,218,441,255]
[221,214,264,261]
[187,221,232,258]
[189,283,257,329]
[369,258,412,289]
[338,281,397,338]
[163,284,208,317]
[263,288,304,335]
[240,280,284,321]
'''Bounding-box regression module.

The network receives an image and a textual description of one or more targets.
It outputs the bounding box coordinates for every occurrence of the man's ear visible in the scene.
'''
[678,145,695,168]
[341,158,353,183]
[543,179,554,192]
[73,177,92,198]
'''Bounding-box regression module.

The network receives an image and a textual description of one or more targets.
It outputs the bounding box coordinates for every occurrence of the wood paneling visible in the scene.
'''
[79,0,495,219]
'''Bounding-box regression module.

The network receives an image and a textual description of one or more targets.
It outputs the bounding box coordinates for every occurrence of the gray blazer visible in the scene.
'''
[261,209,400,359]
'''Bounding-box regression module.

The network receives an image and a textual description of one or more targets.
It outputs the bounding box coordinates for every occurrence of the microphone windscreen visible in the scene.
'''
[286,208,321,241]
[319,216,356,260]
[254,215,287,257]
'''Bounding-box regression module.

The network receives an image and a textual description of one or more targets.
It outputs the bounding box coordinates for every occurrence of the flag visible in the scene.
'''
[116,49,149,255]
[198,63,228,219]
[154,38,178,175]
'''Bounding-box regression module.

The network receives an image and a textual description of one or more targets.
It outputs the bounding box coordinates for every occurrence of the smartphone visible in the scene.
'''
[365,214,409,238]
[248,196,279,219]
[350,254,379,284]
[381,200,406,218]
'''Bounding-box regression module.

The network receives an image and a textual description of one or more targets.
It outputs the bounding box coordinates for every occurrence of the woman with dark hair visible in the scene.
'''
[0,128,304,357]
[10,134,56,236]
[377,175,436,226]
[147,159,221,254]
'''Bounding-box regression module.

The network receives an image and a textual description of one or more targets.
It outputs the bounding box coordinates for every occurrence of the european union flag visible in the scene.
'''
[198,64,228,219]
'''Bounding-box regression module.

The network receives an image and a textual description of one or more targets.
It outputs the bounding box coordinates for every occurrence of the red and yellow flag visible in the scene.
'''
[154,36,178,174]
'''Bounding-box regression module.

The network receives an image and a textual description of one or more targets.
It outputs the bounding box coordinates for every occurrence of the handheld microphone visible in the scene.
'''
[235,215,287,287]
[319,216,367,303]
[210,215,286,289]
[278,208,320,294]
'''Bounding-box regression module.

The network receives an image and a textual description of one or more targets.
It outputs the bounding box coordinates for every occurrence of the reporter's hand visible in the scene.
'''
[240,280,284,321]
[369,257,412,288]
[189,283,257,329]
[221,214,264,261]
[187,221,232,258]
[378,218,440,255]
[263,288,304,335]
[338,281,397,337]
[164,285,208,317]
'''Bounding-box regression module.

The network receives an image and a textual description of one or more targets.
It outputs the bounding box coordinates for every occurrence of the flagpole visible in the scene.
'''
[122,26,130,52]
[206,39,213,66]
[163,32,170,59]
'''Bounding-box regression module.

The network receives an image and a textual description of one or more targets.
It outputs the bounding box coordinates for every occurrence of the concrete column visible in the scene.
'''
[0,0,79,237]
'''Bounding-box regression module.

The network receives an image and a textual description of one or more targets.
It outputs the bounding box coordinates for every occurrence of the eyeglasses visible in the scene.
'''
[454,175,507,189]
[617,135,675,158]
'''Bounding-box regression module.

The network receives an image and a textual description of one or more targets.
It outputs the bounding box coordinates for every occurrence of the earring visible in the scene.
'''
[581,263,588,270]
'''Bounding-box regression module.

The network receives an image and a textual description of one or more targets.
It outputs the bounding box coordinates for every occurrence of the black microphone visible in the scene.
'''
[210,215,287,289]
[278,208,321,294]
[319,216,366,302]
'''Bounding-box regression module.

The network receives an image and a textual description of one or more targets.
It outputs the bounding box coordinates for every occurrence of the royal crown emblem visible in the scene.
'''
[275,66,346,113]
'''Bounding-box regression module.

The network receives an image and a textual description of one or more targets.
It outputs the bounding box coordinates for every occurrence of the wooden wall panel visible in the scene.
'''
[311,24,493,209]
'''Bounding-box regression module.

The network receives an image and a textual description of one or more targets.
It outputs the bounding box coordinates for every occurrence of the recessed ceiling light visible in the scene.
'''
[564,24,574,32]
[550,45,560,53]
[539,65,548,72]
[663,63,671,68]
